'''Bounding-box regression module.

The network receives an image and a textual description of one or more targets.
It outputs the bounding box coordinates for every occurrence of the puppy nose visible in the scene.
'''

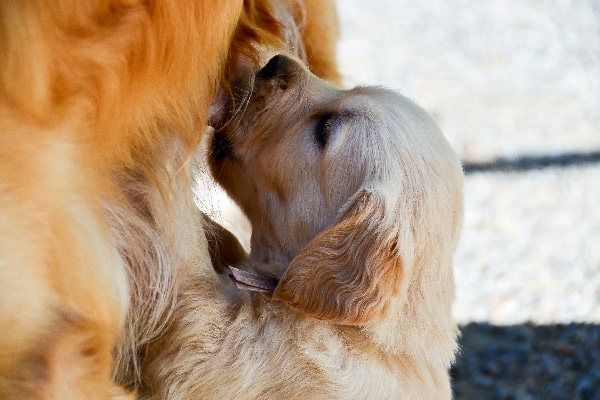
[256,54,292,79]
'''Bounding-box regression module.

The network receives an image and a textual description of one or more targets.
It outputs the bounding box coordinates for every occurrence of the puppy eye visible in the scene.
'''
[314,114,336,148]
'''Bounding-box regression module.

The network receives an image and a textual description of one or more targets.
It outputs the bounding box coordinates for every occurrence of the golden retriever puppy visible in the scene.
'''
[143,55,463,399]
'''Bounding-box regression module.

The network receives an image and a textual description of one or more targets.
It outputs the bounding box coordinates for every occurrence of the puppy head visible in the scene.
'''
[209,55,463,325]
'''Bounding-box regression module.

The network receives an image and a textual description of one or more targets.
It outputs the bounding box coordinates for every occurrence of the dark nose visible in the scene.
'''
[256,54,292,80]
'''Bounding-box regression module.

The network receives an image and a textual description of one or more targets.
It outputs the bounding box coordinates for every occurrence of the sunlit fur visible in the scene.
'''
[211,0,341,125]
[0,0,237,398]
[227,0,340,83]
[145,55,464,398]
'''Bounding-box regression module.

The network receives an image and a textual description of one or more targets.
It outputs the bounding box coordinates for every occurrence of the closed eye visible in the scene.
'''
[314,113,337,148]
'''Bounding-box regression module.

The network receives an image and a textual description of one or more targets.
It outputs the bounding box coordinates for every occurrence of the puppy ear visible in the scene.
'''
[272,189,403,325]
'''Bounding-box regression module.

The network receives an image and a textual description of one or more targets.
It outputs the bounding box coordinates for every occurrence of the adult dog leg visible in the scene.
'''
[0,126,131,398]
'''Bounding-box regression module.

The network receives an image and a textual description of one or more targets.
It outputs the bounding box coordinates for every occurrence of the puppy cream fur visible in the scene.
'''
[142,55,463,399]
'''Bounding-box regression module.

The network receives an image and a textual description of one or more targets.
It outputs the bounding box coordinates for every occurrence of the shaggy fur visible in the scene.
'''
[143,55,464,398]
[0,0,339,397]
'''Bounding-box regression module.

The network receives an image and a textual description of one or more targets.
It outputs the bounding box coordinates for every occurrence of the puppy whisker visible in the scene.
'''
[217,75,257,132]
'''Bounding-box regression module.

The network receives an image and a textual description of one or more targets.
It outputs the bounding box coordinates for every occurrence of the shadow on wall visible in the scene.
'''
[452,322,600,399]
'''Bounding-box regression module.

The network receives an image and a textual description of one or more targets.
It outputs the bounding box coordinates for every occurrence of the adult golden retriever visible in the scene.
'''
[0,0,339,397]
[142,54,463,398]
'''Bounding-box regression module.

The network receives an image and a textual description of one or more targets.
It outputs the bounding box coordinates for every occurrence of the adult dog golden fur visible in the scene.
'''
[0,0,340,397]
[143,54,463,398]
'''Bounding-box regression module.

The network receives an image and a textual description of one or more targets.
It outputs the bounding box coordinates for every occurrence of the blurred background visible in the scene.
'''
[335,0,600,397]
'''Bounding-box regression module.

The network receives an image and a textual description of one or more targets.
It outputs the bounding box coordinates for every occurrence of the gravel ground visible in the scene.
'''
[199,1,600,398]
[451,323,600,399]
